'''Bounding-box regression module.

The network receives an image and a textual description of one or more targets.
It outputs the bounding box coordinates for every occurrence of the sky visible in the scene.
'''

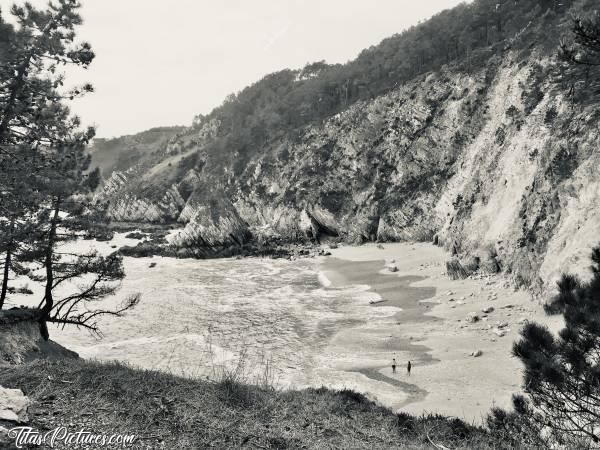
[15,1,466,138]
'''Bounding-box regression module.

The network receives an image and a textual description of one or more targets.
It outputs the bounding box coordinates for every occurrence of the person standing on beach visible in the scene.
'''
[407,360,412,376]
[392,358,396,374]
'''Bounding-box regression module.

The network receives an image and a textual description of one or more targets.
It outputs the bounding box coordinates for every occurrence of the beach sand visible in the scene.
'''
[321,242,562,423]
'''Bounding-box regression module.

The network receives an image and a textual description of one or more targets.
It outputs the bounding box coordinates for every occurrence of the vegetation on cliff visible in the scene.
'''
[193,0,592,175]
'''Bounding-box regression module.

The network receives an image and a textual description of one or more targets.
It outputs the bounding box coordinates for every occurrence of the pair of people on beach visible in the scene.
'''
[392,358,411,376]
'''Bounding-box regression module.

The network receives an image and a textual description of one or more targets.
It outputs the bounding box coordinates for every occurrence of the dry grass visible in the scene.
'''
[0,359,536,449]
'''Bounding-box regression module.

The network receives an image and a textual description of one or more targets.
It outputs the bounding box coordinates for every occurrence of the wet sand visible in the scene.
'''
[320,257,439,407]
[320,242,562,423]
[322,258,436,313]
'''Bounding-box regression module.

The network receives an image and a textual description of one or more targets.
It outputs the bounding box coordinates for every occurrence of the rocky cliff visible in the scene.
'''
[92,18,599,294]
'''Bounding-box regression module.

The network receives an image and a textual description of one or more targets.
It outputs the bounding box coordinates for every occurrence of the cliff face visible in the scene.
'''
[94,52,599,292]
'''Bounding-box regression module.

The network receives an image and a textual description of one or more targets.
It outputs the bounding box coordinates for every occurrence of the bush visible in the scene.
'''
[544,105,558,124]
[495,126,506,146]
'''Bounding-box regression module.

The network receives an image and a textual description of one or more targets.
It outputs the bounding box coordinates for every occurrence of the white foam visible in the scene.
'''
[317,271,332,287]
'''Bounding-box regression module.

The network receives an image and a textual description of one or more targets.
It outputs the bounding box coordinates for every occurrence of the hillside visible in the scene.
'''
[0,358,537,449]
[90,0,600,292]
[89,126,186,181]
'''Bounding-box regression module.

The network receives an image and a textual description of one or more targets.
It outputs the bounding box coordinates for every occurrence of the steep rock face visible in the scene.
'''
[106,186,185,223]
[99,169,186,223]
[94,53,599,291]
[169,188,252,248]
[434,60,600,290]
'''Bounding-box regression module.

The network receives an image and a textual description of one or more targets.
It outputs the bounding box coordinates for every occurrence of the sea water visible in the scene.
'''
[10,233,413,408]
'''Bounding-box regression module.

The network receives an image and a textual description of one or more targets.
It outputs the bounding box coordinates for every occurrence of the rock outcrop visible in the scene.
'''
[169,188,252,248]
[0,387,29,423]
[0,385,30,446]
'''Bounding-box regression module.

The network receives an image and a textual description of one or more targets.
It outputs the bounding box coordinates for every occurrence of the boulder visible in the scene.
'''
[471,350,483,357]
[0,386,29,423]
[480,255,500,274]
[387,265,399,273]
[482,306,495,314]
[494,329,508,337]
[466,312,480,323]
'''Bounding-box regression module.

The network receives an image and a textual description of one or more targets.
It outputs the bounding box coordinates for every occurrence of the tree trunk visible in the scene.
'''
[41,197,61,317]
[0,249,11,310]
[0,217,15,310]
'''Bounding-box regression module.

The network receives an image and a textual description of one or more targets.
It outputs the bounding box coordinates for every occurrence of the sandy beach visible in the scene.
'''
[321,242,562,423]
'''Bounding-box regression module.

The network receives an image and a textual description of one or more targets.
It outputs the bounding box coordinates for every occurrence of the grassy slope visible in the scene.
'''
[89,127,186,180]
[0,359,532,449]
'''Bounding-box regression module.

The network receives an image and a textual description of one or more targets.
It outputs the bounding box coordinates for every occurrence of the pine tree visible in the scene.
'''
[34,130,139,337]
[490,246,600,447]
[0,0,92,308]
[558,9,600,103]
[0,1,139,337]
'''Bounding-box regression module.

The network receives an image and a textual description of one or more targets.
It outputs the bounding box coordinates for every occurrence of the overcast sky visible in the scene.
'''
[17,1,465,138]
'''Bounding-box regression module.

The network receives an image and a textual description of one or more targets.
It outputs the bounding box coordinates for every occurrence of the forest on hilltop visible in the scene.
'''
[183,0,597,175]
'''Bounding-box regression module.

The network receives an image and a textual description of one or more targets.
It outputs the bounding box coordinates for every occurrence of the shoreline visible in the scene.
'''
[320,242,562,423]
[5,230,561,424]
[319,256,440,409]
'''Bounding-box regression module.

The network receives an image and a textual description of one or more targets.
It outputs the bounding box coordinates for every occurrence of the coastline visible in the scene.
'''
[319,242,562,423]
[5,230,562,424]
